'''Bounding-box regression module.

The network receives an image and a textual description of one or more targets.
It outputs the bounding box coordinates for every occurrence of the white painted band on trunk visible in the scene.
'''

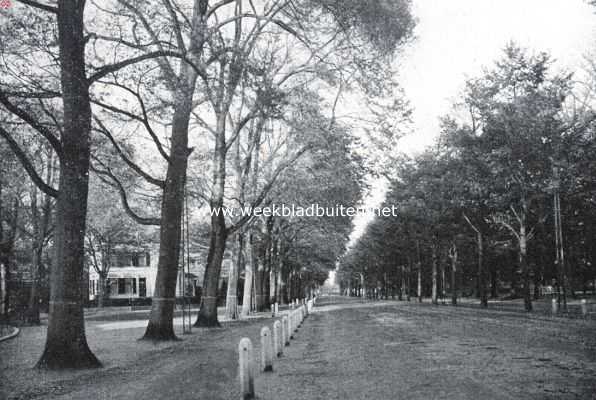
[49,301,79,305]
[152,297,176,302]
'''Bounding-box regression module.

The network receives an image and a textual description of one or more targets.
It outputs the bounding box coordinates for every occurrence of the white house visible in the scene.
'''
[88,243,233,302]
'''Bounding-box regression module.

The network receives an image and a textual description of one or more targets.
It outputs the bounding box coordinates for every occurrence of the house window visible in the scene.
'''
[145,252,151,267]
[118,278,126,294]
[139,278,147,297]
[132,278,137,294]
[132,253,140,267]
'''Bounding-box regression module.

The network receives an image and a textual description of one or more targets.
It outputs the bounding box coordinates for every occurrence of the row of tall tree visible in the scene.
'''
[338,44,596,312]
[0,0,415,369]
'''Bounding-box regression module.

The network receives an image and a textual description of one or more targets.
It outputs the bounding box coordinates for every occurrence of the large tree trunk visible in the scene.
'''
[143,80,193,340]
[519,225,532,312]
[225,233,243,320]
[142,0,206,340]
[27,159,53,325]
[194,211,227,327]
[195,113,228,327]
[26,240,42,325]
[240,232,254,317]
[0,260,7,318]
[406,261,411,301]
[450,244,458,306]
[431,245,438,304]
[440,262,446,304]
[417,263,422,302]
[255,254,267,311]
[97,273,107,308]
[0,184,16,320]
[477,232,487,307]
[275,243,283,304]
[36,0,100,369]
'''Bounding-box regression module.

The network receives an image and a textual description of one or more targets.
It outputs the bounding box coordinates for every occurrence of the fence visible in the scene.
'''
[237,297,315,399]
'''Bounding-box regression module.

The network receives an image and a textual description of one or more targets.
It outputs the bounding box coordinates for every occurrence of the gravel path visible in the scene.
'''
[1,297,595,399]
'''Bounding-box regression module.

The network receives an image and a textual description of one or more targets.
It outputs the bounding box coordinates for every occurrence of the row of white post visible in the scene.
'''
[239,298,315,400]
[551,298,589,317]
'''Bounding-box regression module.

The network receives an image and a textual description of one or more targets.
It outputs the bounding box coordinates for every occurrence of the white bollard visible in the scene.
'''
[238,338,255,400]
[273,320,282,357]
[581,299,588,317]
[282,315,290,345]
[260,326,274,372]
[552,298,558,315]
[275,302,279,315]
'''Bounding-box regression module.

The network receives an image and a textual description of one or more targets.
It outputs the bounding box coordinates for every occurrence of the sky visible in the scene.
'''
[347,0,596,248]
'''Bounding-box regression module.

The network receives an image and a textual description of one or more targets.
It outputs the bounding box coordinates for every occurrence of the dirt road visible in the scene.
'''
[2,297,595,399]
[257,297,596,399]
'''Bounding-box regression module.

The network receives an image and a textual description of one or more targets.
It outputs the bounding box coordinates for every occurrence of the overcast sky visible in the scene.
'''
[348,0,596,247]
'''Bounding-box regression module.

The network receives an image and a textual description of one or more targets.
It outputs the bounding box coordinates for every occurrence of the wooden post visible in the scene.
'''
[581,299,587,317]
[282,315,290,345]
[273,320,282,357]
[260,327,273,372]
[551,298,558,315]
[238,338,255,400]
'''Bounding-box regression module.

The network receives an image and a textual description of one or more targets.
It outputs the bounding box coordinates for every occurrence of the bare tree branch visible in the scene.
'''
[88,50,184,84]
[96,80,171,163]
[93,117,165,188]
[15,0,58,13]
[0,126,59,198]
[89,160,161,226]
[0,92,64,159]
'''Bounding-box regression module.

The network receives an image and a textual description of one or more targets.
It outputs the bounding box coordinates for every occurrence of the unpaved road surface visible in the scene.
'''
[2,297,595,399]
[258,297,596,400]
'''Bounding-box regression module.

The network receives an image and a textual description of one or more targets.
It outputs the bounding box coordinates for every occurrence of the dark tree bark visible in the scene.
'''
[463,214,487,307]
[36,0,100,369]
[519,229,532,312]
[449,243,458,306]
[195,113,228,327]
[225,233,243,320]
[477,231,487,307]
[194,210,227,327]
[27,154,54,324]
[0,184,17,318]
[431,244,438,304]
[142,0,208,339]
[142,82,193,339]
